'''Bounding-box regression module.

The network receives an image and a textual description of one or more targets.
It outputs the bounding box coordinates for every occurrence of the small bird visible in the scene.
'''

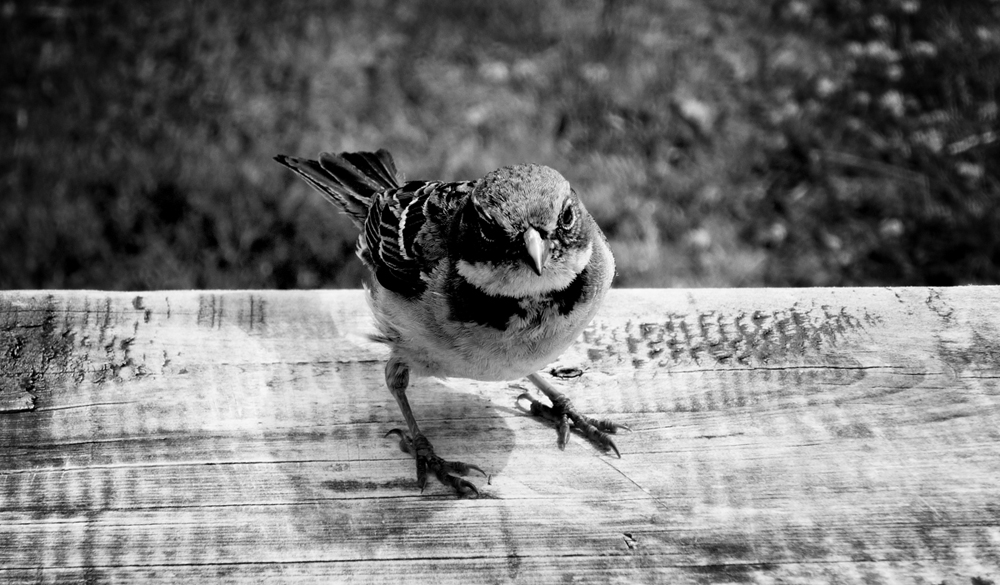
[274,149,625,496]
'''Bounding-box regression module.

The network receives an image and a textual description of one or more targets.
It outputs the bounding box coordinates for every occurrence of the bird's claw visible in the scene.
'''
[385,429,487,496]
[517,392,627,458]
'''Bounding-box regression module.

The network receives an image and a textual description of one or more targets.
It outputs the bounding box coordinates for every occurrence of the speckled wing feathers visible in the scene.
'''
[363,181,474,296]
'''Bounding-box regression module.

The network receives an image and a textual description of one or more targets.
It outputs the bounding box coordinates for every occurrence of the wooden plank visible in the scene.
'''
[1,288,999,584]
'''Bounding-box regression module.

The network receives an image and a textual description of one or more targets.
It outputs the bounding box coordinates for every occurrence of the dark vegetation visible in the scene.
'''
[2,0,997,289]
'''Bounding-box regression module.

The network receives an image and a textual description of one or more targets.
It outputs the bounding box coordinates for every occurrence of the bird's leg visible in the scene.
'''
[519,372,629,457]
[383,357,486,496]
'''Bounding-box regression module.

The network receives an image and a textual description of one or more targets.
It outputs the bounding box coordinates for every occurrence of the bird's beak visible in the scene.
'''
[523,227,551,276]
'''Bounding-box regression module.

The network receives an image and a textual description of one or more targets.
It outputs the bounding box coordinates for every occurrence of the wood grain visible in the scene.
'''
[1,288,999,584]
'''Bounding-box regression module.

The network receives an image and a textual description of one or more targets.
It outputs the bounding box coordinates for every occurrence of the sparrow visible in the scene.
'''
[274,149,625,496]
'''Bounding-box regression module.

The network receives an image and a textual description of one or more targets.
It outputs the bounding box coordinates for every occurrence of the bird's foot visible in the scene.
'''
[517,391,629,457]
[384,429,487,497]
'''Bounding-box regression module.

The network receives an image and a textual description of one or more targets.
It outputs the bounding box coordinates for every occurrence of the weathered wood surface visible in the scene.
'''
[1,288,999,584]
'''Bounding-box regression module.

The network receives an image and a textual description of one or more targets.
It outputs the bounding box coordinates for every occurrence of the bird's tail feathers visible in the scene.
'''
[274,149,401,225]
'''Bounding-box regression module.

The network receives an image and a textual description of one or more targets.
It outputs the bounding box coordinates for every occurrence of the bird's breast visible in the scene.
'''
[434,294,596,380]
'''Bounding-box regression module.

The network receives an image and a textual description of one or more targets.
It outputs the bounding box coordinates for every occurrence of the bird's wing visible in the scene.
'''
[362,180,476,297]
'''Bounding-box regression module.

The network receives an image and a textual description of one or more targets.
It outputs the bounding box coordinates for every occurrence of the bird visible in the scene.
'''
[274,149,625,496]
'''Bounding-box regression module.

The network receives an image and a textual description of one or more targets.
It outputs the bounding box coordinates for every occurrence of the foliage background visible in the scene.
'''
[3,0,998,290]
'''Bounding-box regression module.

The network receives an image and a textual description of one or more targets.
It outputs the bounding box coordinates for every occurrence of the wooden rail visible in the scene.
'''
[2,288,999,583]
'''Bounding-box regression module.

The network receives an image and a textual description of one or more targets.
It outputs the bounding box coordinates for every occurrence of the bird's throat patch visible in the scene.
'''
[455,241,592,298]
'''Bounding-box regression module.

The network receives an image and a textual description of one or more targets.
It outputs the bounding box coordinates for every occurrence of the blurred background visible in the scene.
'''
[2,0,998,290]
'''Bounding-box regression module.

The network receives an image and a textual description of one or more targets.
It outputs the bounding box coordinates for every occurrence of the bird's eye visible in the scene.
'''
[477,213,506,243]
[559,201,577,229]
[477,218,498,242]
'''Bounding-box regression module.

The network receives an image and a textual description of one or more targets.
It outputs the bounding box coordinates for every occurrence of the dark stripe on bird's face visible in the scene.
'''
[446,265,592,330]
[451,200,520,266]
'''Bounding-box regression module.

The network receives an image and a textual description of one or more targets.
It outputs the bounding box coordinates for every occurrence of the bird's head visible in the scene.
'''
[454,163,593,298]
